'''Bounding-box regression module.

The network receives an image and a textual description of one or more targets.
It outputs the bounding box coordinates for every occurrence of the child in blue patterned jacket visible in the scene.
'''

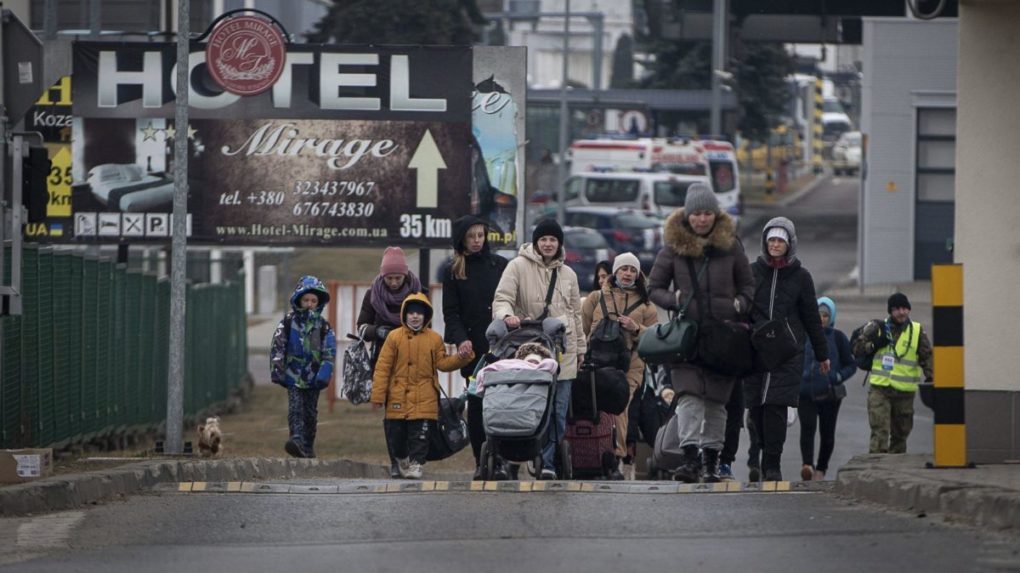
[270,276,337,458]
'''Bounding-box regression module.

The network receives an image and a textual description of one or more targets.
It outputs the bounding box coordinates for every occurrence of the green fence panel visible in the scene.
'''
[35,248,55,447]
[80,257,98,435]
[153,279,170,425]
[51,252,73,445]
[19,246,40,446]
[123,272,141,426]
[109,264,127,430]
[1,315,22,448]
[68,256,83,440]
[95,259,113,434]
[137,274,156,426]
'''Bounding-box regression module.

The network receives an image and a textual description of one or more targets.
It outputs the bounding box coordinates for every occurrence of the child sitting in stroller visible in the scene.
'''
[475,342,558,396]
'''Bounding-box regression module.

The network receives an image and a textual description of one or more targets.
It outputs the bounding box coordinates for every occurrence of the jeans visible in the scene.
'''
[798,398,842,472]
[542,379,573,471]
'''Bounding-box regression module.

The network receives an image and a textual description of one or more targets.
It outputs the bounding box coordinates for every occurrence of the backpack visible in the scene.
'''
[849,319,889,372]
[588,294,642,371]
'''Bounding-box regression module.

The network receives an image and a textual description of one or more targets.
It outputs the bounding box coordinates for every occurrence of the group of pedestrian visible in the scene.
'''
[267,181,932,482]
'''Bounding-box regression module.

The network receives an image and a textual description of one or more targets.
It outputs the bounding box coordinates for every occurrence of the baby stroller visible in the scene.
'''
[476,319,570,480]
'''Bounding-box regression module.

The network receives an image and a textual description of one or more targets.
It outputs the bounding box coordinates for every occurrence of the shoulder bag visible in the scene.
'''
[425,383,470,461]
[637,258,708,365]
[684,259,754,377]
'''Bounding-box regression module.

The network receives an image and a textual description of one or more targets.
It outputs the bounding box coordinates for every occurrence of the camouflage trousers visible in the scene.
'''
[868,386,915,454]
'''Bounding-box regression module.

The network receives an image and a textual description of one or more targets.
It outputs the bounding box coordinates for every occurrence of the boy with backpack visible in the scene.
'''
[270,276,337,459]
[370,293,474,479]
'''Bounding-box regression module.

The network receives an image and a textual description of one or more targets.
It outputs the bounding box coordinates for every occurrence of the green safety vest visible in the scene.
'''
[870,320,923,393]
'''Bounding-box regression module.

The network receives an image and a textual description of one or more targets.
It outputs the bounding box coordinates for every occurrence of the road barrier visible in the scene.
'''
[930,263,967,467]
[0,244,248,449]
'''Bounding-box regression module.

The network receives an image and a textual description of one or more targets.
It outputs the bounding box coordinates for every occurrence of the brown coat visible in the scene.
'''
[646,210,755,403]
[369,293,474,420]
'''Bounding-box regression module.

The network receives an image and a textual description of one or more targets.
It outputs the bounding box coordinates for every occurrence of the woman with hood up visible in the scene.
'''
[745,217,830,482]
[357,246,424,478]
[798,296,856,481]
[442,215,508,479]
[647,184,755,483]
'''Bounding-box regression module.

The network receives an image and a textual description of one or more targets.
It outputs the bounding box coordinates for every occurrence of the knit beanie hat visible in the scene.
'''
[532,218,564,245]
[766,227,790,243]
[612,252,641,274]
[380,247,408,276]
[683,183,719,214]
[887,292,911,313]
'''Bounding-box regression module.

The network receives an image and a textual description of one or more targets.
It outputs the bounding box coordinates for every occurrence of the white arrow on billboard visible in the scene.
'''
[409,129,446,208]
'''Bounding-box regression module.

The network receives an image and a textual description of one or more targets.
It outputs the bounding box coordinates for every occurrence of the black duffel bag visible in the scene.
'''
[425,393,470,461]
[571,362,630,421]
[683,259,754,377]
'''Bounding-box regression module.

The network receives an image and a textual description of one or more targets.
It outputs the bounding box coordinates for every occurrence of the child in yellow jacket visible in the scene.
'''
[370,292,473,479]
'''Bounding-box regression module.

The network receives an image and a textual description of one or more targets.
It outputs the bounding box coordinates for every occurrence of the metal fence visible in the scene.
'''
[0,244,247,449]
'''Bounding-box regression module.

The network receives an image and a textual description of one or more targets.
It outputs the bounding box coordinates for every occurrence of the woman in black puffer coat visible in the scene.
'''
[745,217,830,482]
[442,215,508,479]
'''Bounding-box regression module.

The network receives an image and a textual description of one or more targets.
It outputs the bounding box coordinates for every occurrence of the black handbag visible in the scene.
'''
[637,258,708,365]
[683,259,754,377]
[751,317,800,372]
[425,386,470,461]
[589,295,643,371]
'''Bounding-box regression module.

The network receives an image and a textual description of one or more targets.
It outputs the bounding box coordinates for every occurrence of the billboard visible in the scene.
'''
[22,77,72,240]
[64,41,477,246]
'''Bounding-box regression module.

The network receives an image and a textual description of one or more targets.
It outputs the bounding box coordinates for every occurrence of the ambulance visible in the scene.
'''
[565,137,742,218]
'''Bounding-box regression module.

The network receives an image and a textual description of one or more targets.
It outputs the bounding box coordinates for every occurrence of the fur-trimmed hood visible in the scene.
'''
[663,209,738,257]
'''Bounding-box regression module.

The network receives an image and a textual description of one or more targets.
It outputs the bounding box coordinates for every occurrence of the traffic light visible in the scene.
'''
[22,145,52,223]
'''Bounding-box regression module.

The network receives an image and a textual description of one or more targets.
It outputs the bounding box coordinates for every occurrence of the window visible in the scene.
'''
[917,140,955,170]
[615,212,659,229]
[915,107,956,202]
[565,231,608,249]
[584,178,640,203]
[653,181,694,206]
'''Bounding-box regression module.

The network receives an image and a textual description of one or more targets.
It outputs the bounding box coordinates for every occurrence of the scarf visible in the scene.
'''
[767,256,789,269]
[370,272,422,326]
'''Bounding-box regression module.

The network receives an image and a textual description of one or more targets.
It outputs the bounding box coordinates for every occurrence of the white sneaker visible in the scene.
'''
[539,468,557,480]
[622,463,636,481]
[397,458,411,478]
[405,462,423,479]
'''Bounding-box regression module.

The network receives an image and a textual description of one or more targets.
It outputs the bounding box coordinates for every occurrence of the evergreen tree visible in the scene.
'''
[307,0,487,45]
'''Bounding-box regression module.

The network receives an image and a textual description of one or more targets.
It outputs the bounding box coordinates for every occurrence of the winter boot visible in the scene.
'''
[390,461,403,479]
[284,437,307,459]
[700,449,721,483]
[672,445,701,483]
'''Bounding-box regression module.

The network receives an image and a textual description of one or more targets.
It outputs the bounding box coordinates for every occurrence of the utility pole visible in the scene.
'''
[710,0,727,137]
[556,0,571,226]
[166,0,190,455]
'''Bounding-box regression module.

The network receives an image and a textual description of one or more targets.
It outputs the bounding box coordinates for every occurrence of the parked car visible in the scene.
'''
[549,206,662,275]
[832,130,862,175]
[562,226,615,291]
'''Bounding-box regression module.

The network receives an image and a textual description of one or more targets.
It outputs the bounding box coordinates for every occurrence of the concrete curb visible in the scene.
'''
[835,454,1020,531]
[742,172,833,209]
[0,457,390,517]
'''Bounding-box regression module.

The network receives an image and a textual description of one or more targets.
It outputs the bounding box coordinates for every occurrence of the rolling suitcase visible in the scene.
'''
[565,362,617,478]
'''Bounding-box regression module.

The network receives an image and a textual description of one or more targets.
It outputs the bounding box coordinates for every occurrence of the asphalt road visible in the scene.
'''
[1,486,1012,572]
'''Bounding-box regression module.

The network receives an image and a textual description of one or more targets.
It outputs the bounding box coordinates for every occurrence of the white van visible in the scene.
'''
[566,137,742,216]
[564,171,722,218]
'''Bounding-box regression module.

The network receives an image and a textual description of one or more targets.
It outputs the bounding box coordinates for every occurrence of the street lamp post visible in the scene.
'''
[556,0,571,226]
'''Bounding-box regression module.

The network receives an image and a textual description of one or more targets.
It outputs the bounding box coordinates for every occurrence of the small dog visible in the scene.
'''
[197,416,223,458]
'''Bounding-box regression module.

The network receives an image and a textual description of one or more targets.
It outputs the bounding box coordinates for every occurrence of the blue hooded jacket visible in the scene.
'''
[801,297,856,401]
[270,276,337,390]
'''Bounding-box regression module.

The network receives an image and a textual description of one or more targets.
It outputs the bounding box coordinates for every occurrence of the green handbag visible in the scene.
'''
[637,258,709,365]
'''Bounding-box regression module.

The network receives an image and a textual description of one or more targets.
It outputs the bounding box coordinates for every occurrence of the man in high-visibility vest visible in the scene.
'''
[858,293,934,453]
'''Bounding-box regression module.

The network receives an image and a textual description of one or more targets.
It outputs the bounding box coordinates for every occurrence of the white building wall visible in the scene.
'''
[957,4,1020,395]
[860,18,957,285]
[505,0,633,88]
